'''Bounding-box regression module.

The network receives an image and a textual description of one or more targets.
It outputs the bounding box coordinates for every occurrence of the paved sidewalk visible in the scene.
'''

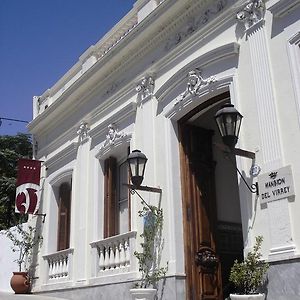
[0,292,68,300]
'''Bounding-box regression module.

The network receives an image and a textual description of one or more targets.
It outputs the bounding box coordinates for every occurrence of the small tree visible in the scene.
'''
[229,236,269,294]
[4,222,42,273]
[0,133,32,230]
[134,204,167,288]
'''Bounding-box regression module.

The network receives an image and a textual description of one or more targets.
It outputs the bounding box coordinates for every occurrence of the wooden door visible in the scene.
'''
[179,124,222,300]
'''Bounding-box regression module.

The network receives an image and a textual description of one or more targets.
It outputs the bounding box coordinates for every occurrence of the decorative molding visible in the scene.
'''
[29,1,232,135]
[267,0,300,18]
[136,75,155,104]
[103,124,127,147]
[96,124,132,159]
[165,0,228,51]
[174,68,216,105]
[49,168,73,187]
[76,121,90,144]
[45,142,78,171]
[165,76,232,120]
[89,101,137,140]
[236,0,265,30]
[156,42,239,103]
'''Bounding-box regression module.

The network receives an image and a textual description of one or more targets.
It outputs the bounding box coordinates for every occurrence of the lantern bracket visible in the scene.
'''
[214,142,255,159]
[124,183,162,194]
[124,184,162,212]
[214,143,259,195]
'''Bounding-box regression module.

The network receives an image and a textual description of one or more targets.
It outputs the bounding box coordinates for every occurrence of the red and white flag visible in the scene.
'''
[15,159,41,214]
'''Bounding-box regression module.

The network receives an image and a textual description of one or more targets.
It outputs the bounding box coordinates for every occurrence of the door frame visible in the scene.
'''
[178,92,230,300]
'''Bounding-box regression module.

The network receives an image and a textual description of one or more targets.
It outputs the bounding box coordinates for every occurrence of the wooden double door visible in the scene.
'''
[179,124,222,300]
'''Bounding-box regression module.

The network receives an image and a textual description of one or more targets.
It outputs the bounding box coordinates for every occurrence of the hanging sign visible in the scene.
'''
[258,165,294,203]
[15,159,42,214]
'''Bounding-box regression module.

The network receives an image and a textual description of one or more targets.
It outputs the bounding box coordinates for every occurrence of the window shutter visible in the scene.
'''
[104,157,117,238]
[57,183,71,251]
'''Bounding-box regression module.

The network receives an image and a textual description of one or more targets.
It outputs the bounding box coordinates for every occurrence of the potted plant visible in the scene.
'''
[4,222,42,294]
[130,203,167,300]
[229,236,269,300]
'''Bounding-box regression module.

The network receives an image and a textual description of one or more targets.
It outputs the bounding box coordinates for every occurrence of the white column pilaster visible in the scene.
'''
[245,16,295,258]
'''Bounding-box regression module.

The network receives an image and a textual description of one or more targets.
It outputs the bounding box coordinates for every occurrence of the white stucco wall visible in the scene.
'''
[0,229,21,292]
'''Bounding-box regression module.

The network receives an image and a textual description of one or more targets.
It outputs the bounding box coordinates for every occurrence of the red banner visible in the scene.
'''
[15,159,41,214]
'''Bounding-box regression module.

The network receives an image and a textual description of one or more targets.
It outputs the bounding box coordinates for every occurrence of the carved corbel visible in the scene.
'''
[136,75,155,103]
[236,0,265,29]
[77,121,90,143]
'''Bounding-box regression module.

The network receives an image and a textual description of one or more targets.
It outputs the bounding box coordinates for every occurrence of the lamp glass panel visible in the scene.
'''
[138,158,146,177]
[235,116,242,136]
[225,114,235,136]
[216,116,226,137]
[129,159,138,177]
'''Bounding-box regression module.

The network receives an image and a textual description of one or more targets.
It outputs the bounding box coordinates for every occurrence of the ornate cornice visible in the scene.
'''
[29,0,236,136]
[236,0,265,29]
[165,0,228,51]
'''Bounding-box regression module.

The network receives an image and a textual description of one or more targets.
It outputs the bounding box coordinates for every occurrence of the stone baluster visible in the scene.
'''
[119,240,126,268]
[104,246,110,270]
[115,242,120,269]
[125,239,130,266]
[99,246,105,272]
[58,257,63,277]
[109,243,115,269]
[49,260,54,278]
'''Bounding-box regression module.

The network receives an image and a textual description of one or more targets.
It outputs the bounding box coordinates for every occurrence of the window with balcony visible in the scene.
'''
[103,155,130,238]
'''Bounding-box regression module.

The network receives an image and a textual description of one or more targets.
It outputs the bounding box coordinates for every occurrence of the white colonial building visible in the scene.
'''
[28,0,300,299]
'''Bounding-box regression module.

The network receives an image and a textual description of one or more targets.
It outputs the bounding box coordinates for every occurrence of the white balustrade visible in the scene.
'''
[90,231,137,275]
[43,248,74,281]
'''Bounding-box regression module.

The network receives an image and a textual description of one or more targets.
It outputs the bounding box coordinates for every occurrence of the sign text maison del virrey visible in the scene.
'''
[258,165,294,203]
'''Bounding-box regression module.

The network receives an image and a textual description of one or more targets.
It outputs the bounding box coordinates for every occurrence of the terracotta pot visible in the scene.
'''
[230,294,265,300]
[129,288,156,300]
[10,272,30,294]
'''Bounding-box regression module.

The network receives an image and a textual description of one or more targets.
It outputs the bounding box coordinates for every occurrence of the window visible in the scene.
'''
[57,182,71,251]
[103,156,130,238]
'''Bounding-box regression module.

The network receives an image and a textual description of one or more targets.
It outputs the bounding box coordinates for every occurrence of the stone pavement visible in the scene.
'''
[0,292,68,300]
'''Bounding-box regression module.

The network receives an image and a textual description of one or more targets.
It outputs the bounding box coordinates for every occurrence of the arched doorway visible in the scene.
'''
[179,92,244,299]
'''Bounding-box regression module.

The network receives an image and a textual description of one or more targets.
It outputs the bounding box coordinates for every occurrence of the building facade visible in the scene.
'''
[28,0,300,299]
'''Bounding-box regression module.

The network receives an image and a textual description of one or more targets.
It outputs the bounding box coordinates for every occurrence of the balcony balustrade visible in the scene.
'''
[43,248,74,281]
[90,231,137,276]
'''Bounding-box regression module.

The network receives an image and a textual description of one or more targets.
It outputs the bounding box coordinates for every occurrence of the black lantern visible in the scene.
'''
[127,150,148,186]
[215,103,243,149]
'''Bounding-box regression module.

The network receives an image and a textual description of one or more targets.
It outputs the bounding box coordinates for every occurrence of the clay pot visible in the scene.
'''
[10,272,30,294]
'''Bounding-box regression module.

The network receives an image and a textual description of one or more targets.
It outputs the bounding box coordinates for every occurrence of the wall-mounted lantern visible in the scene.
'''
[214,103,259,195]
[126,150,162,210]
[215,103,243,149]
[127,150,148,186]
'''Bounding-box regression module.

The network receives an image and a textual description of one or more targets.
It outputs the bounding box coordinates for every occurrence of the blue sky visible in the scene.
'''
[0,0,135,135]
